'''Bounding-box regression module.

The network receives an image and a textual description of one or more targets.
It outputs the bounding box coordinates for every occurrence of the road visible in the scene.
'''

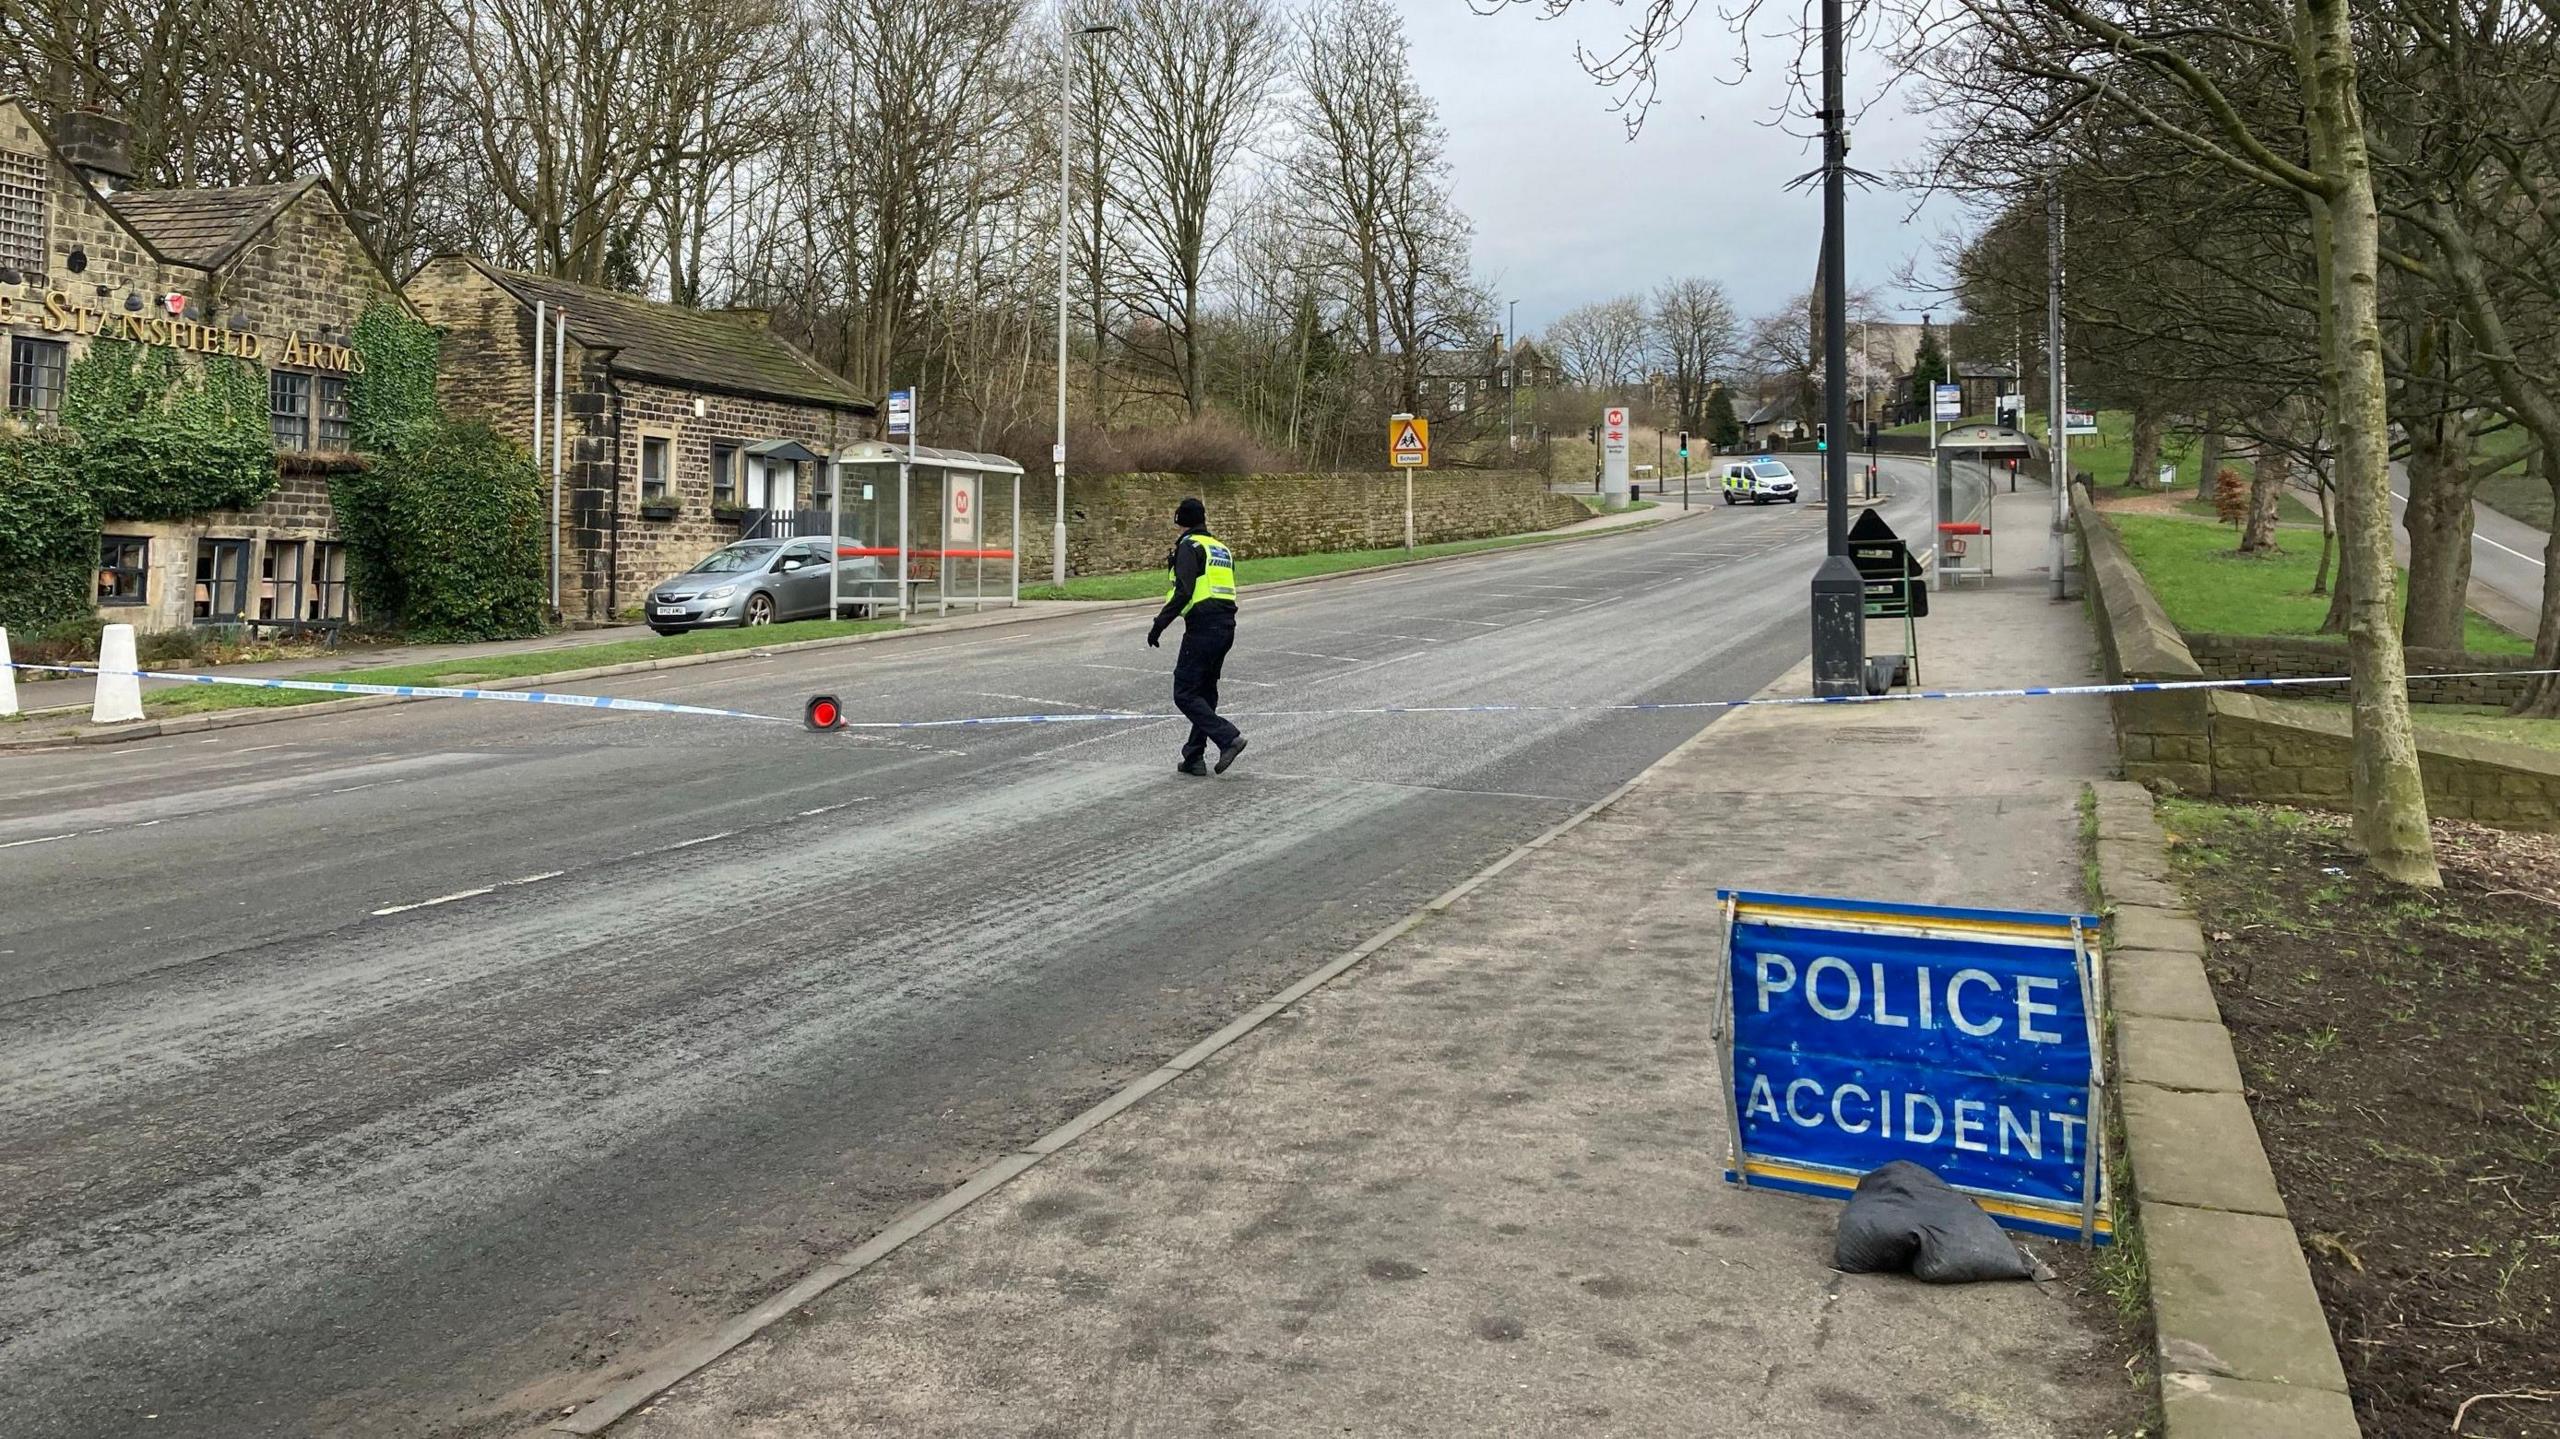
[2384,469,2551,637]
[0,471,1929,1438]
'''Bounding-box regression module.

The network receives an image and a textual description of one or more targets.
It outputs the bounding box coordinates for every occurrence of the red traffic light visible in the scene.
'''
[804,694,843,731]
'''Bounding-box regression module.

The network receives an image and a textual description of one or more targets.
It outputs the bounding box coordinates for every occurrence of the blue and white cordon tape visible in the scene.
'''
[8,662,791,723]
[13,660,2555,732]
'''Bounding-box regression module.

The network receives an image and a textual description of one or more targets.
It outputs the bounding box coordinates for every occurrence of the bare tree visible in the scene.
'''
[1105,0,1282,418]
[1548,295,1652,388]
[1652,277,1740,435]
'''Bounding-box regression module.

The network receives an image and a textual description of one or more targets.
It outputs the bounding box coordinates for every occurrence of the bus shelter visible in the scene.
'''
[1931,423,2041,586]
[824,441,1026,616]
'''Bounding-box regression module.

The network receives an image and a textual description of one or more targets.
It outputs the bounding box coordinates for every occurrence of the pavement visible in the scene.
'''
[598,485,2146,1438]
[0,456,2013,1439]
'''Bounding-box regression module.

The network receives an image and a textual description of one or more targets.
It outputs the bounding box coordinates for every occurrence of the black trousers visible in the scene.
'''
[1173,607,1242,758]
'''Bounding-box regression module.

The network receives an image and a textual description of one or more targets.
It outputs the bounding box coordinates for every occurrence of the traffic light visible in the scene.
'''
[1677,430,1690,459]
[804,693,844,731]
[1815,423,1829,452]
[1588,424,1599,443]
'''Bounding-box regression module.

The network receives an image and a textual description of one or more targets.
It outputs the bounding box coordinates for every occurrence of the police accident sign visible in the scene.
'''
[1713,890,2111,1243]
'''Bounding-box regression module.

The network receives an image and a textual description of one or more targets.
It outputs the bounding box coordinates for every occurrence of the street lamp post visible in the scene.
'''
[1055,16,1119,587]
[1807,0,1865,698]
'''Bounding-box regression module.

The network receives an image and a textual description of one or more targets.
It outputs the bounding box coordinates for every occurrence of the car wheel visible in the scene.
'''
[1788,494,1801,504]
[744,593,775,626]
[650,626,680,637]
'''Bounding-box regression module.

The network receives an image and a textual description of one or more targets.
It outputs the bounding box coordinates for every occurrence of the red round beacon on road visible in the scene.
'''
[803,694,843,732]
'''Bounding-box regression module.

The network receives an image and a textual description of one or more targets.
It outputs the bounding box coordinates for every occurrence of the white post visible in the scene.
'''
[0,626,17,717]
[551,306,565,615]
[91,623,144,725]
[531,301,546,470]
[897,456,911,619]
[1405,468,1414,553]
[1009,472,1021,606]
[829,453,843,618]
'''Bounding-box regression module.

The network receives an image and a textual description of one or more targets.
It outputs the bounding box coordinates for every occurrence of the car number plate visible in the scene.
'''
[654,605,686,617]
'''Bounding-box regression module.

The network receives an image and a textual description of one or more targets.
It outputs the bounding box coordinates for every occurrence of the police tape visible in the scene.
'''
[803,669,2560,731]
[5,661,793,723]
[12,660,2558,733]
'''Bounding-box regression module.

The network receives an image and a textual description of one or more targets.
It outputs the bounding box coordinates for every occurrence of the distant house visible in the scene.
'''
[1742,394,1806,448]
[1954,360,2020,420]
[1414,337,1563,420]
[408,256,876,623]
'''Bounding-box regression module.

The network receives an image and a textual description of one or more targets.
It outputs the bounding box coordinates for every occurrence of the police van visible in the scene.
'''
[1722,456,1801,505]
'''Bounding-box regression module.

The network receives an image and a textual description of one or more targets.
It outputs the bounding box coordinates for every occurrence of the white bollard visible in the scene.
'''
[0,626,16,717]
[91,623,146,725]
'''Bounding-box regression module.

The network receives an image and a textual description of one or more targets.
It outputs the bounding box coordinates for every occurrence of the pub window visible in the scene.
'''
[315,375,352,451]
[308,541,350,622]
[193,538,249,623]
[98,535,149,606]
[270,370,312,450]
[8,336,66,420]
[640,435,671,500]
[0,147,46,273]
[258,540,305,621]
[710,441,738,506]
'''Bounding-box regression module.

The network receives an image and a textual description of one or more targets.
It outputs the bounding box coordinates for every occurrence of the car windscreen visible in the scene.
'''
[692,544,778,574]
[1751,459,1792,478]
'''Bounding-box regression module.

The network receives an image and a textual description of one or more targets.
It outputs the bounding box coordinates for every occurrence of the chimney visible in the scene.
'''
[53,109,135,193]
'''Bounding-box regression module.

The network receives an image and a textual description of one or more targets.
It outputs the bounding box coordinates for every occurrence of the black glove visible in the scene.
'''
[1146,625,1164,648]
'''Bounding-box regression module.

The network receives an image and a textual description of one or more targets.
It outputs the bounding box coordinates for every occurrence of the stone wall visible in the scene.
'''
[2069,482,2212,792]
[2073,481,2560,831]
[1013,471,1589,578]
[2187,632,2539,707]
[2211,691,2560,828]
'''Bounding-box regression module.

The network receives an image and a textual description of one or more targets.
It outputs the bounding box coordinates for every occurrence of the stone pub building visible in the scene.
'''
[1,98,412,633]
[407,256,876,624]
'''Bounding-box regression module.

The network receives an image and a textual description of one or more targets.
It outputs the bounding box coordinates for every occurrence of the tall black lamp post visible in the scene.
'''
[1807,0,1867,697]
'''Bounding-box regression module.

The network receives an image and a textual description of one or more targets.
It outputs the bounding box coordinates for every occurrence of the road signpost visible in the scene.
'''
[1390,413,1429,551]
[1714,889,2111,1244]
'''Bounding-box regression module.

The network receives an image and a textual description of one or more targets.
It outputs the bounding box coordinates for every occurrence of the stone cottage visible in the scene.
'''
[0,98,412,633]
[406,257,877,623]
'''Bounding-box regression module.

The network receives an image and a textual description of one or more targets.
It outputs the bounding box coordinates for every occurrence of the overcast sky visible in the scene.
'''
[1398,0,1969,340]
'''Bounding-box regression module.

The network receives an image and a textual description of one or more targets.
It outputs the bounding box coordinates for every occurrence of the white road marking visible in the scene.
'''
[2392,488,2546,570]
[0,832,75,849]
[663,831,735,851]
[1375,614,1504,628]
[234,743,288,753]
[1078,662,1163,675]
[371,886,496,916]
[973,691,1105,710]
[1268,650,1369,664]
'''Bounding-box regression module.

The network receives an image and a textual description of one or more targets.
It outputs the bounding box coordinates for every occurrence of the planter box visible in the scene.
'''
[638,501,681,521]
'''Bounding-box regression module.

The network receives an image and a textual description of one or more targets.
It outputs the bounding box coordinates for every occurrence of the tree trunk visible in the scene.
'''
[2241,437,2289,553]
[2512,446,2560,716]
[2123,405,2164,490]
[2311,473,2336,595]
[2196,430,2224,502]
[2304,0,2440,885]
[2398,413,2477,653]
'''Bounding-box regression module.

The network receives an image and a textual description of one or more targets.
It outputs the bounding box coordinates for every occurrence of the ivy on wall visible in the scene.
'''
[331,304,548,640]
[334,420,547,642]
[348,302,440,455]
[0,431,102,633]
[61,340,278,519]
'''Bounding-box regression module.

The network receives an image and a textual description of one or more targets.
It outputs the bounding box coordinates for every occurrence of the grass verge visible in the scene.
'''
[1018,525,1641,602]
[2111,513,2529,655]
[141,618,900,718]
[2280,700,2560,753]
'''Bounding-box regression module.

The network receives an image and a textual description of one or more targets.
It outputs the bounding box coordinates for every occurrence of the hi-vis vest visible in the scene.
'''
[1167,532,1238,613]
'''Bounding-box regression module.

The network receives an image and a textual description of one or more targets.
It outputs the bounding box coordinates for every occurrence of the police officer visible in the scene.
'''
[1146,497,1247,776]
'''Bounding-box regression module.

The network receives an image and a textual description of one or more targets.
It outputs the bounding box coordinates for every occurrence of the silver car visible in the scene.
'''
[647,538,878,634]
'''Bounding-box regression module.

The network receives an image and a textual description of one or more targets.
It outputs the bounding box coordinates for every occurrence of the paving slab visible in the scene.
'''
[2147,1204,2349,1393]
[2160,1372,2360,1438]
[2119,1085,2287,1217]
[2108,947,2225,1025]
[2117,1016,2247,1094]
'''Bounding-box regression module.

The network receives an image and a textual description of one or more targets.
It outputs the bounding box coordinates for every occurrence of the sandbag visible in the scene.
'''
[1832,1160,2038,1283]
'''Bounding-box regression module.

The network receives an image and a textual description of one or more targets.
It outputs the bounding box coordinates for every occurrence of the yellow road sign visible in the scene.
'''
[1390,415,1430,468]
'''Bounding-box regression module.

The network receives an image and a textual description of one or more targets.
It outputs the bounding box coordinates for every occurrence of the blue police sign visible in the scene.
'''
[1715,890,2110,1243]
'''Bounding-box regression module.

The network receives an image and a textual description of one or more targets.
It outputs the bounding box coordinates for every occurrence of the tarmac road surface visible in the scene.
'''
[0,470,1930,1437]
